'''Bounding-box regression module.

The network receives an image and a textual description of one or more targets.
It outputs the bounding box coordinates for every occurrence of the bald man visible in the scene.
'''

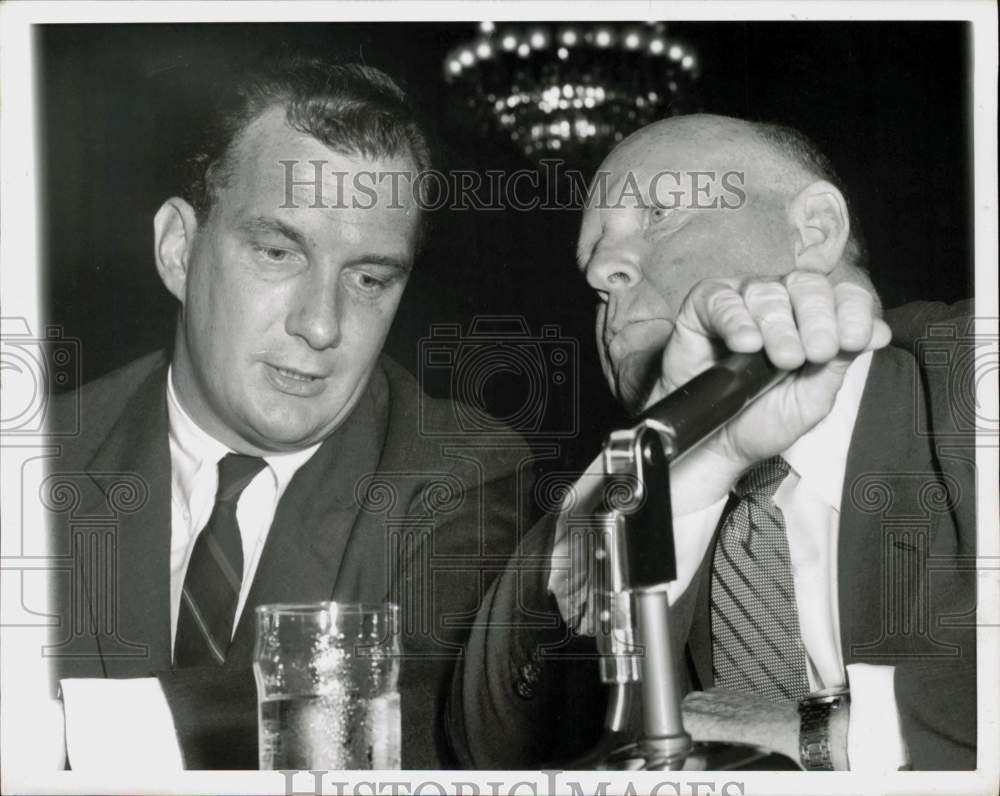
[451,115,976,771]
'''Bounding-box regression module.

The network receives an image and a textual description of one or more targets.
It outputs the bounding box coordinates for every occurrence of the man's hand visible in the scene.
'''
[682,687,850,770]
[652,272,891,512]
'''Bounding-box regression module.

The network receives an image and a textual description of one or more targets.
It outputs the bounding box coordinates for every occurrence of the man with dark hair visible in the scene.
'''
[181,59,433,221]
[47,58,527,770]
[454,114,975,772]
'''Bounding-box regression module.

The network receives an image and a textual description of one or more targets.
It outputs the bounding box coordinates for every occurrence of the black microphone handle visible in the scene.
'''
[638,351,789,458]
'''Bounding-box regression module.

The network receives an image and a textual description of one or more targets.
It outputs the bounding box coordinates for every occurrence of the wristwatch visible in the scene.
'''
[798,686,850,770]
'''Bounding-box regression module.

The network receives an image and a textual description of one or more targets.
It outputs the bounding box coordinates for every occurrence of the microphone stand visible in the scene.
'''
[568,352,800,771]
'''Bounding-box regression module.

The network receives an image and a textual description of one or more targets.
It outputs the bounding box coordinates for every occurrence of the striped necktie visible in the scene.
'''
[709,456,809,701]
[174,453,267,667]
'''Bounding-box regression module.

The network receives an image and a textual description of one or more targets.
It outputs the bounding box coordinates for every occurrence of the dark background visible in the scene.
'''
[38,22,973,465]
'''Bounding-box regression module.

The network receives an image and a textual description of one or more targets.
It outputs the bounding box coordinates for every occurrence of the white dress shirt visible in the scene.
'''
[166,370,320,645]
[61,368,320,771]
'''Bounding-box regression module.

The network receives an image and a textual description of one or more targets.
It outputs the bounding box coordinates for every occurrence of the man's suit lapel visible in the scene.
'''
[837,345,935,665]
[81,362,174,677]
[227,380,387,663]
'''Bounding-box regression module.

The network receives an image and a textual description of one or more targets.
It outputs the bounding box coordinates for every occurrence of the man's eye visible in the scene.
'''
[351,271,391,295]
[254,245,293,263]
[650,206,672,223]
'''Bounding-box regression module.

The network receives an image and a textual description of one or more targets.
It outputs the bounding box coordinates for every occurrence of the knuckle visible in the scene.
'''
[796,290,835,318]
[834,281,874,307]
[692,278,726,301]
[784,270,827,291]
[743,279,786,304]
[758,313,796,335]
[705,285,741,317]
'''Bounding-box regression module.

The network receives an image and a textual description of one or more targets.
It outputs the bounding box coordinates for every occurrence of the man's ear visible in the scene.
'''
[153,197,199,303]
[787,180,850,274]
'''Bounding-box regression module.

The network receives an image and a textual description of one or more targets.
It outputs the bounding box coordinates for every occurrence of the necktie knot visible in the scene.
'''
[733,456,789,502]
[216,453,267,504]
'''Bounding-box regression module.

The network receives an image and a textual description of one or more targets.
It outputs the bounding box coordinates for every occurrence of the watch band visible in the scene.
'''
[798,687,850,770]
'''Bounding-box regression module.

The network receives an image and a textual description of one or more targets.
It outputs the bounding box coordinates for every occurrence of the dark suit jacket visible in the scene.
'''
[46,352,534,769]
[452,301,978,771]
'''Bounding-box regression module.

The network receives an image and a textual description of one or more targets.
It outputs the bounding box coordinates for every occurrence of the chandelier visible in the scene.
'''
[444,22,701,165]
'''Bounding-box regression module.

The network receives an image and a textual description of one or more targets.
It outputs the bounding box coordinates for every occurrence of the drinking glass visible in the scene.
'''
[253,602,401,770]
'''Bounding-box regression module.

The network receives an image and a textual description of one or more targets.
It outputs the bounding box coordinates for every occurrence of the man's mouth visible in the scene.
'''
[605,318,674,361]
[263,362,328,396]
[273,365,320,382]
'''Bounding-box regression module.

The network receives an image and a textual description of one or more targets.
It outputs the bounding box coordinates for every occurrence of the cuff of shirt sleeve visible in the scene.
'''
[60,677,185,772]
[845,663,910,772]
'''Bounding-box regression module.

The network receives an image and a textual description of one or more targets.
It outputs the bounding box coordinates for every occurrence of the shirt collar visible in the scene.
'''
[166,366,321,506]
[781,350,873,512]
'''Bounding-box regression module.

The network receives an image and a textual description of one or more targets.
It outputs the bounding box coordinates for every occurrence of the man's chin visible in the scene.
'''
[237,414,336,454]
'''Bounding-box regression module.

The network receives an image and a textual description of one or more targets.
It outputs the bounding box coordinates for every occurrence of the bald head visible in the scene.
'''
[607,114,846,210]
[589,113,866,276]
[579,113,873,412]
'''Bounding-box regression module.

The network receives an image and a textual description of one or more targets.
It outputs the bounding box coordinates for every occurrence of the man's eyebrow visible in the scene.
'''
[344,254,413,274]
[238,217,412,273]
[236,217,309,247]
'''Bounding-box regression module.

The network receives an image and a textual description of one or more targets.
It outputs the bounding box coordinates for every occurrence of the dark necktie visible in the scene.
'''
[174,453,267,667]
[709,456,810,701]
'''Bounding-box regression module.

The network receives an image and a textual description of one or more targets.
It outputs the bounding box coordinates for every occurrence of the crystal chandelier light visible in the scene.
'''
[444,22,700,164]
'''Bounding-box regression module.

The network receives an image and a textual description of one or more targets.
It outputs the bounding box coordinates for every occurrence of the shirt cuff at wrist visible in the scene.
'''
[60,677,184,771]
[845,663,910,772]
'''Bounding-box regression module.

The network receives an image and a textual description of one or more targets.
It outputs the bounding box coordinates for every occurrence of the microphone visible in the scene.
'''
[638,350,789,459]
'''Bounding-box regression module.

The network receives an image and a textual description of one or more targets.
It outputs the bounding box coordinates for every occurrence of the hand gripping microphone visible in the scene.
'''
[637,350,788,459]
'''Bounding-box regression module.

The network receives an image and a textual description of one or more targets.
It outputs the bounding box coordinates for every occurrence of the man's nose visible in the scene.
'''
[584,233,648,294]
[285,269,342,350]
